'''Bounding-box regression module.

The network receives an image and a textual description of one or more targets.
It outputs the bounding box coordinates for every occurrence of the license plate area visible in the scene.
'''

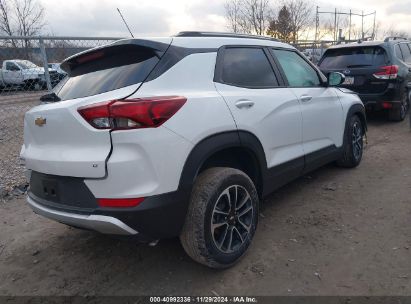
[29,171,98,209]
[42,179,60,203]
[343,76,355,85]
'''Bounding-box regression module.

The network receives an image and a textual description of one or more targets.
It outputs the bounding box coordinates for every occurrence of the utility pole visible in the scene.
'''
[361,10,364,39]
[372,11,376,39]
[349,10,352,41]
[334,8,337,41]
[316,8,376,43]
[315,6,319,43]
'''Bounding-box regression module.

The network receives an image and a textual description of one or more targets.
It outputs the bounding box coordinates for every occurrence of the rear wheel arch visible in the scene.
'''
[178,131,267,198]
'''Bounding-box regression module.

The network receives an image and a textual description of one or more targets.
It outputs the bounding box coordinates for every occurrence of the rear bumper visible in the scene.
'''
[27,171,191,240]
[358,84,402,107]
[27,196,138,235]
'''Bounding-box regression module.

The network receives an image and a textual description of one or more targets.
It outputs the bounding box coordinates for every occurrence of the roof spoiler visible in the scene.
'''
[60,38,171,74]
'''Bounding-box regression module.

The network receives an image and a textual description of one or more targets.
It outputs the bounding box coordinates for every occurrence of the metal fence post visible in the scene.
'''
[39,38,52,92]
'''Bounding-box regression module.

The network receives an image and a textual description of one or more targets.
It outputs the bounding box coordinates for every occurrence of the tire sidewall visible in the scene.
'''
[202,172,259,266]
[347,115,364,166]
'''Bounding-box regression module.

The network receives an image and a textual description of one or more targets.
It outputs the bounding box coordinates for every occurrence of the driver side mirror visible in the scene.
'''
[328,72,345,86]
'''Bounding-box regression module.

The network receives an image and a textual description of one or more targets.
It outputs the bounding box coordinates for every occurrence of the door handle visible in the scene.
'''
[300,95,312,102]
[235,99,254,109]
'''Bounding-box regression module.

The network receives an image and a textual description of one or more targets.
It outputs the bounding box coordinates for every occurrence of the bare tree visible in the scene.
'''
[14,0,45,37]
[0,0,14,36]
[282,0,313,43]
[382,25,409,39]
[225,0,243,33]
[224,0,272,35]
[242,0,271,35]
[0,0,45,37]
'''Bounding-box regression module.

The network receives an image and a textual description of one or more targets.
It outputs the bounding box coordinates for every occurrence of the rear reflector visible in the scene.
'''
[382,102,393,109]
[78,96,186,130]
[373,65,399,80]
[98,197,145,208]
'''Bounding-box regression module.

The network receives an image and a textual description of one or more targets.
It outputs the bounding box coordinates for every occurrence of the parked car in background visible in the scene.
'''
[303,48,324,63]
[318,37,411,121]
[48,63,67,81]
[0,59,59,90]
[22,32,366,268]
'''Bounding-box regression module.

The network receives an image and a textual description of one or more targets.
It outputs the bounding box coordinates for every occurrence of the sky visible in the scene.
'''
[39,0,411,38]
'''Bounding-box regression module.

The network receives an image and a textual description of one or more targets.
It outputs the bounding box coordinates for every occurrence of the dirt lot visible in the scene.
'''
[0,113,410,296]
[0,92,43,192]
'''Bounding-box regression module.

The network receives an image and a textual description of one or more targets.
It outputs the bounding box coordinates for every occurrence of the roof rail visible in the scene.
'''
[175,31,279,42]
[384,36,408,42]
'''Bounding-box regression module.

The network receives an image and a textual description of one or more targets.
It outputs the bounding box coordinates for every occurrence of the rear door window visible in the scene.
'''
[219,47,279,88]
[56,44,160,100]
[319,46,388,69]
[399,43,411,63]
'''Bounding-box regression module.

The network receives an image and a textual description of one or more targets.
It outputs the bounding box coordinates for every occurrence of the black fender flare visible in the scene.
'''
[178,130,267,194]
[345,103,367,133]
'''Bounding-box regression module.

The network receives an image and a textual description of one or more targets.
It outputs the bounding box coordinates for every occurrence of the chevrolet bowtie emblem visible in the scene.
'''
[35,117,46,127]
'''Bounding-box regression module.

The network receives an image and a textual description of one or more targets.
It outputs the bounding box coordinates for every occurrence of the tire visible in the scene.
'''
[180,167,259,269]
[389,89,409,122]
[337,115,364,168]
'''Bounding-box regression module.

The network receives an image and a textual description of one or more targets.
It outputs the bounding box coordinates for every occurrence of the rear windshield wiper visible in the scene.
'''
[346,64,372,68]
[40,92,61,102]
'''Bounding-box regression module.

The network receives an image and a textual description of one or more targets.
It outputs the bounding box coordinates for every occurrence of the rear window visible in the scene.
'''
[319,46,388,69]
[56,44,159,100]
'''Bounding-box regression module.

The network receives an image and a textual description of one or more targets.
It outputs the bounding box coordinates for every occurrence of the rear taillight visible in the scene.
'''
[98,197,144,208]
[77,96,186,130]
[373,65,399,80]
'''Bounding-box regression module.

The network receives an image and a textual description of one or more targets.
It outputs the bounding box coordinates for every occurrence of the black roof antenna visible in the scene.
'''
[117,8,134,38]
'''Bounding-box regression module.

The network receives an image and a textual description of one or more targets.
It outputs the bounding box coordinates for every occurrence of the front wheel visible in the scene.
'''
[337,115,364,168]
[180,167,259,269]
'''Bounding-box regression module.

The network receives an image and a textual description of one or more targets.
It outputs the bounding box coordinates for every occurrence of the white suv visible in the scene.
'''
[21,32,366,268]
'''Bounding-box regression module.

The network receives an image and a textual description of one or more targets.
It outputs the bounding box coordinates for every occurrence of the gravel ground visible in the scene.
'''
[0,112,410,296]
[0,92,42,193]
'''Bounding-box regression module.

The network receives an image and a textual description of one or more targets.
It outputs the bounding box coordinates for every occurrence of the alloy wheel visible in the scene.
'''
[352,121,363,161]
[211,185,253,253]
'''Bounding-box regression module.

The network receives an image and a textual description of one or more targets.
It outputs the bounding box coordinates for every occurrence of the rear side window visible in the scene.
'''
[272,49,320,87]
[220,47,278,88]
[56,44,159,100]
[319,46,388,69]
[395,44,403,60]
[399,43,411,63]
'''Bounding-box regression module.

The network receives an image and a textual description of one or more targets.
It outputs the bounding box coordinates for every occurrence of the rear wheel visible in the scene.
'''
[180,167,259,269]
[389,89,409,121]
[337,115,364,168]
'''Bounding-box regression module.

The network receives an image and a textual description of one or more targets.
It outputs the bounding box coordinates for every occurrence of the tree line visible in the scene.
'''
[224,0,409,43]
[224,0,312,43]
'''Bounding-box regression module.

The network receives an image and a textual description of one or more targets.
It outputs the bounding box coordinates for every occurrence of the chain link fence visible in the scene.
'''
[0,36,121,197]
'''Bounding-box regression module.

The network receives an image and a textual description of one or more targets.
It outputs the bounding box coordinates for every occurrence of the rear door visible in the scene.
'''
[22,39,171,178]
[319,46,390,95]
[214,46,304,172]
[271,48,344,157]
